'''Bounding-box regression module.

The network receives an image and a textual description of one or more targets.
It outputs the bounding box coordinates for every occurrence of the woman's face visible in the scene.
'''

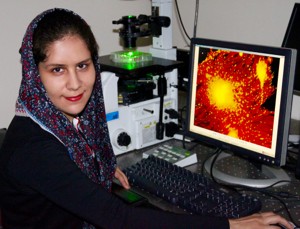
[38,35,96,122]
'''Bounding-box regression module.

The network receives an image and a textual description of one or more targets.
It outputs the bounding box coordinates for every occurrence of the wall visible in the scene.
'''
[0,0,300,128]
[0,0,152,128]
[172,0,300,123]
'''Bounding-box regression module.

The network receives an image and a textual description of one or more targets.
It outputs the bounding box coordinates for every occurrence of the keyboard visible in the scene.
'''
[124,155,262,218]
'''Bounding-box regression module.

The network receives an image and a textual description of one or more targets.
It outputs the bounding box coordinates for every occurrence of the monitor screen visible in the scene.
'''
[186,38,296,169]
[282,3,300,93]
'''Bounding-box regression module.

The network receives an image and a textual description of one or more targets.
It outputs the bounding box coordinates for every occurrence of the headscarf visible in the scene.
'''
[16,8,116,191]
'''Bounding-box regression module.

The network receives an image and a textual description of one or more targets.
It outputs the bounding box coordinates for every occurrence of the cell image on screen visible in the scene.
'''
[187,38,296,169]
[193,48,279,149]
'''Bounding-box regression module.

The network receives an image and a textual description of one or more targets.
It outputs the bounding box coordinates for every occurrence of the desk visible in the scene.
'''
[116,139,300,225]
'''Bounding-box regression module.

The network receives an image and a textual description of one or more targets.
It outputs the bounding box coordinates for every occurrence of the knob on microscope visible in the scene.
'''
[117,132,131,147]
[112,129,132,152]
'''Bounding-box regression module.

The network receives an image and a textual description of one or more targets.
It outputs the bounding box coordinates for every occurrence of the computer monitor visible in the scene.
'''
[186,37,296,188]
[282,3,300,94]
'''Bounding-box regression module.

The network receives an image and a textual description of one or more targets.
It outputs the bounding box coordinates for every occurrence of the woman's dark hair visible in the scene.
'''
[33,9,99,65]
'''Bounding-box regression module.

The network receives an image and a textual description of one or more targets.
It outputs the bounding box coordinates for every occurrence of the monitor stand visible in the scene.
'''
[204,152,291,188]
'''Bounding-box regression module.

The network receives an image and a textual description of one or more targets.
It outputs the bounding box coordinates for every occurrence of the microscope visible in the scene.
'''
[100,0,181,155]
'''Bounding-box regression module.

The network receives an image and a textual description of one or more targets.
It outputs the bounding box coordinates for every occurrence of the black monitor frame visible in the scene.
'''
[186,38,296,168]
[282,3,300,94]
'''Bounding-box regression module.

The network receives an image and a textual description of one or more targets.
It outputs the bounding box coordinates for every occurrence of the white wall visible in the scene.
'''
[172,0,300,122]
[1,0,300,128]
[0,0,151,128]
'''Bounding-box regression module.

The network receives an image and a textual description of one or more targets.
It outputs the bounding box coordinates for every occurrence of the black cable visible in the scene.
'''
[254,189,300,227]
[182,134,186,149]
[265,190,300,200]
[187,141,200,151]
[229,181,300,226]
[200,147,221,175]
[202,150,295,195]
[178,106,186,130]
[204,151,293,191]
[193,0,200,37]
[174,0,191,41]
[177,135,299,225]
[209,149,222,184]
[177,106,187,149]
[213,175,292,191]
[205,153,299,225]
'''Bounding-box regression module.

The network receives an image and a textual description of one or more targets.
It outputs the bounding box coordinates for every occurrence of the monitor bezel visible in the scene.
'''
[185,37,296,167]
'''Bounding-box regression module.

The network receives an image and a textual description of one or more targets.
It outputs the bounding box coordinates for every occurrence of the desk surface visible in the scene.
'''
[116,139,300,225]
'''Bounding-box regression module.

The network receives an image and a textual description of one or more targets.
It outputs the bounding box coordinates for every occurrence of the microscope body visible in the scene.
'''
[101,67,178,155]
[101,0,180,155]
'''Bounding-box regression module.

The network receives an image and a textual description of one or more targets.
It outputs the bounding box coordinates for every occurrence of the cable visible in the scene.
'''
[226,181,300,226]
[176,106,187,149]
[174,0,191,41]
[209,149,222,184]
[200,147,221,175]
[254,189,300,227]
[178,105,187,130]
[193,0,200,37]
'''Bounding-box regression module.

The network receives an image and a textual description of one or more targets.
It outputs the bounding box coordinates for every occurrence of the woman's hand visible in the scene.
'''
[229,212,294,229]
[114,167,130,189]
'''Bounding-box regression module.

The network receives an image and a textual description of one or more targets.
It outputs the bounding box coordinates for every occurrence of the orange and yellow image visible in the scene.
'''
[194,49,278,148]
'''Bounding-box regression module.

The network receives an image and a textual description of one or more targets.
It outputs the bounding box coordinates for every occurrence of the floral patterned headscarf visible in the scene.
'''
[16,8,116,191]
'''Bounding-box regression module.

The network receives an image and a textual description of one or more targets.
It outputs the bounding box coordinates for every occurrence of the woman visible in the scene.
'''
[0,8,294,229]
